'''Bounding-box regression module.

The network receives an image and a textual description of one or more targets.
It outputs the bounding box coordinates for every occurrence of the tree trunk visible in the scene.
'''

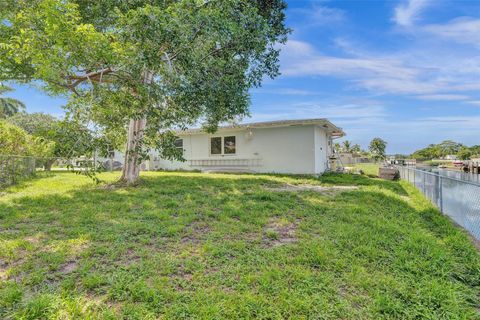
[120,118,147,184]
[119,70,153,184]
[44,159,55,171]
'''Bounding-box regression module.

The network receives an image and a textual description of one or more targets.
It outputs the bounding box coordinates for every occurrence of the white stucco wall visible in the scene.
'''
[150,124,332,174]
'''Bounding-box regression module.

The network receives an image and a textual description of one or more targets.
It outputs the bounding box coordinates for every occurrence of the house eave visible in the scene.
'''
[175,118,346,137]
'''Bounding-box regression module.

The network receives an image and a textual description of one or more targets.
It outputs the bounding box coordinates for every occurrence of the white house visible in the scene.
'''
[443,155,458,161]
[146,118,345,174]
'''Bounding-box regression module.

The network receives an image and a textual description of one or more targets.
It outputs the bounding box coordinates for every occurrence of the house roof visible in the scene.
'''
[177,118,345,137]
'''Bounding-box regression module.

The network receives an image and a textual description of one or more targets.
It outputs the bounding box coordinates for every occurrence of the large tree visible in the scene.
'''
[0,83,25,118]
[8,112,121,170]
[436,140,463,157]
[7,112,57,136]
[411,144,441,160]
[411,142,480,161]
[0,0,288,184]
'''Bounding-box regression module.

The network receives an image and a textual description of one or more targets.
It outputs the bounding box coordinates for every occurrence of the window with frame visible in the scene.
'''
[210,137,222,155]
[224,136,236,154]
[174,138,184,153]
[210,136,236,155]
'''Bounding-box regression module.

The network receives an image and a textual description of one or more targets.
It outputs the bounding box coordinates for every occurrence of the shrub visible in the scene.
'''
[0,121,53,157]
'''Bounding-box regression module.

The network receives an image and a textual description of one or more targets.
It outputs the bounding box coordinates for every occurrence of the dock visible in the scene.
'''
[463,161,480,174]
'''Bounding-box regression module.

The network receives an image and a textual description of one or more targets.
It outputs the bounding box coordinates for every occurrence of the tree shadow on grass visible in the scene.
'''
[0,173,478,318]
[0,171,59,193]
[318,172,408,196]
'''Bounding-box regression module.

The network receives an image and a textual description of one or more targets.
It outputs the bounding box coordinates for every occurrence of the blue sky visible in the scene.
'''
[6,0,480,154]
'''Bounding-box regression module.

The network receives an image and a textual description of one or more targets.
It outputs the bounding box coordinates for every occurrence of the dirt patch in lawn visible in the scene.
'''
[265,184,357,195]
[180,221,211,245]
[0,259,9,280]
[59,260,78,273]
[24,235,42,245]
[263,218,300,247]
[118,248,142,267]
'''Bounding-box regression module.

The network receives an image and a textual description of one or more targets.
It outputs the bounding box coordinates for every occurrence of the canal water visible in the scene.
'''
[416,166,480,184]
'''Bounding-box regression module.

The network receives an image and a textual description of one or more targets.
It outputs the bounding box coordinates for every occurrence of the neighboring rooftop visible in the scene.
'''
[178,118,345,137]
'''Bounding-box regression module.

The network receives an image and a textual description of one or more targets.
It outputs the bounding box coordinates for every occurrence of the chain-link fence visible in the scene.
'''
[397,165,480,240]
[0,154,126,188]
[0,155,37,187]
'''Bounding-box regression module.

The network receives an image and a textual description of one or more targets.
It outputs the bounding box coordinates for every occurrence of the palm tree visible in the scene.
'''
[0,83,25,118]
[351,144,361,154]
[342,140,352,153]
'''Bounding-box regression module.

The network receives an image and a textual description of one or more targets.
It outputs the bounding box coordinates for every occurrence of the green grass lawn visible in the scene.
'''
[0,171,479,319]
[351,163,380,177]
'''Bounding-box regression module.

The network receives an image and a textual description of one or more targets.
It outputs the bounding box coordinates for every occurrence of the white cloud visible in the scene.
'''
[252,88,316,96]
[279,38,480,96]
[393,4,480,48]
[467,101,480,106]
[417,94,468,101]
[280,40,443,94]
[283,55,418,80]
[290,5,345,27]
[353,77,443,95]
[250,101,387,124]
[281,40,315,58]
[423,17,480,47]
[393,0,431,26]
[415,116,480,129]
[281,40,418,79]
[309,6,345,24]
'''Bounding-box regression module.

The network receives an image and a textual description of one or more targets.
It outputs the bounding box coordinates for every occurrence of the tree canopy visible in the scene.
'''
[411,141,480,161]
[7,112,120,161]
[7,112,57,136]
[1,0,289,183]
[0,0,289,183]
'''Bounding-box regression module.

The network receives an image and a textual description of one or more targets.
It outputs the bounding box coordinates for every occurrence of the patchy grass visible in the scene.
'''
[0,171,479,319]
[352,163,380,177]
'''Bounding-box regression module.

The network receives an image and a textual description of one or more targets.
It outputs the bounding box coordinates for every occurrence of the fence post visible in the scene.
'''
[423,172,426,193]
[10,156,15,185]
[439,176,443,213]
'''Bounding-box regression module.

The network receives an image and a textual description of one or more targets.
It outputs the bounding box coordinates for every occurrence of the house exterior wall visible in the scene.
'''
[314,126,329,174]
[151,124,331,174]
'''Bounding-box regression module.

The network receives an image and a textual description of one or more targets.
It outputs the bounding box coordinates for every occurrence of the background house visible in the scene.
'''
[443,155,458,160]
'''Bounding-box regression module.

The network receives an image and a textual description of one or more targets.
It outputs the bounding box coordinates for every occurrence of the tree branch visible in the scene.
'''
[67,67,114,88]
[200,42,237,62]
